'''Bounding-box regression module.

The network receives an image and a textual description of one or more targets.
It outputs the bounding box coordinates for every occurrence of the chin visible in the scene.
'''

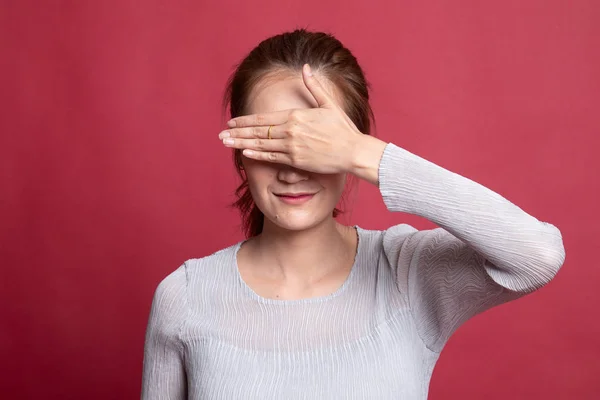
[267,212,331,232]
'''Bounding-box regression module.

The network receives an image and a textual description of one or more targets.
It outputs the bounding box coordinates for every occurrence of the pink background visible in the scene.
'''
[1,0,598,398]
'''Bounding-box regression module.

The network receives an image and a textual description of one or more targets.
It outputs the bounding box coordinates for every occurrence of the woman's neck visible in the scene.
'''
[250,218,357,284]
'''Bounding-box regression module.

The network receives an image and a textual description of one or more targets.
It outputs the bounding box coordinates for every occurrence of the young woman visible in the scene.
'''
[141,29,565,399]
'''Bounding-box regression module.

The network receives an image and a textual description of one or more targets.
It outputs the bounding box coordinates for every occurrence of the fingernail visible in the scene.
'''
[223,138,234,145]
[243,149,254,156]
[304,63,313,77]
[227,120,236,128]
[219,131,230,139]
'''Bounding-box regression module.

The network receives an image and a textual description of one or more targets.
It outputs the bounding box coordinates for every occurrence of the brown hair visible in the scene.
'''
[223,29,375,238]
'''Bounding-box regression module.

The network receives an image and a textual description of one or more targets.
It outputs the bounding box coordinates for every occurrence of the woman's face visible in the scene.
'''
[242,72,346,232]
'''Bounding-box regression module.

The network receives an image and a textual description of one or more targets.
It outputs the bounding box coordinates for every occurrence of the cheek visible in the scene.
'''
[244,161,277,194]
[319,173,347,197]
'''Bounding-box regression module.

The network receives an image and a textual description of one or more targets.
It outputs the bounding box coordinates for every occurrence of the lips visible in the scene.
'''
[274,192,316,204]
[275,193,315,197]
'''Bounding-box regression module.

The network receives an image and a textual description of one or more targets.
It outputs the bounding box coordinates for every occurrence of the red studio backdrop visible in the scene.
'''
[1,1,598,399]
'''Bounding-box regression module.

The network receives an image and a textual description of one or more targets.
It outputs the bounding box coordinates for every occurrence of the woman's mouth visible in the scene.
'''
[274,193,315,204]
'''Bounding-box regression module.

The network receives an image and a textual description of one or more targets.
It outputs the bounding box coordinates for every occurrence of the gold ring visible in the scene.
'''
[267,125,273,140]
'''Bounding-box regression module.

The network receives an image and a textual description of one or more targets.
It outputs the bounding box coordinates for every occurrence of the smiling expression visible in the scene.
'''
[242,72,347,232]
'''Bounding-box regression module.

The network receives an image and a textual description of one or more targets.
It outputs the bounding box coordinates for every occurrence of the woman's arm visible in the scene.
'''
[360,138,565,352]
[141,265,188,399]
[352,136,565,293]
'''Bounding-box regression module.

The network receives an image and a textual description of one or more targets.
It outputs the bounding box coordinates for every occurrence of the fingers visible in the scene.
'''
[227,109,289,129]
[302,64,335,109]
[219,123,284,140]
[221,133,293,167]
[221,136,285,153]
[241,149,292,165]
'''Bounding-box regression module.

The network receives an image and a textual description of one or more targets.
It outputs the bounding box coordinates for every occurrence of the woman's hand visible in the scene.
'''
[218,64,387,183]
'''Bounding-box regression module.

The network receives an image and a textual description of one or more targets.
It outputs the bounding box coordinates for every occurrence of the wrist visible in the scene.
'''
[348,134,388,186]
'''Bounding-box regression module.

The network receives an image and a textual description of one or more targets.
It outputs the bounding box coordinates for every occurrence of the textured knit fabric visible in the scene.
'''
[141,143,565,399]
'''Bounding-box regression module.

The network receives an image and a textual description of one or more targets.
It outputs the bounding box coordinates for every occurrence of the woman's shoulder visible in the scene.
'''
[175,240,242,285]
[357,223,420,249]
[154,240,241,286]
[185,241,240,266]
[357,222,431,269]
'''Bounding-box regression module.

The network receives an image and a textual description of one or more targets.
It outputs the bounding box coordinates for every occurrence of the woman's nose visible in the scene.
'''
[277,166,310,183]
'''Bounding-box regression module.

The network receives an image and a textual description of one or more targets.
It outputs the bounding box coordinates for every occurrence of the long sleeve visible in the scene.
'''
[379,143,566,352]
[141,264,188,399]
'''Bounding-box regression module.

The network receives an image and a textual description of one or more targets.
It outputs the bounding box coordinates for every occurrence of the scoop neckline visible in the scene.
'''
[232,225,363,305]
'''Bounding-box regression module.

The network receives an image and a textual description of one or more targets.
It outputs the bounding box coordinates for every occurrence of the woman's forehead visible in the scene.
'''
[246,77,315,114]
[246,72,340,115]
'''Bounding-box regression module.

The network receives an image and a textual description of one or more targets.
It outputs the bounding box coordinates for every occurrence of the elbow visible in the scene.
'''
[538,222,567,285]
[494,259,562,294]
[485,222,566,293]
[517,231,566,292]
[533,250,564,289]
[538,240,566,285]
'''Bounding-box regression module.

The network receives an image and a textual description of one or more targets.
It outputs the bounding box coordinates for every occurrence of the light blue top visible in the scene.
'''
[141,143,565,399]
